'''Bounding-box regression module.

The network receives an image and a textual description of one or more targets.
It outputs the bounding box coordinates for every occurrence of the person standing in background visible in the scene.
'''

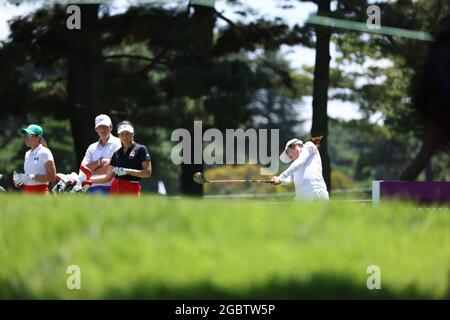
[13,124,56,194]
[90,121,152,196]
[80,114,121,194]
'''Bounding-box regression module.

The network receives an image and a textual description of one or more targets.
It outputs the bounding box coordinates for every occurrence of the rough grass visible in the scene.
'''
[0,194,449,299]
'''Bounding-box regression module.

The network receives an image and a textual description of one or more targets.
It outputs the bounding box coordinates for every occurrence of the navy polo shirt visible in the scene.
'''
[110,142,151,181]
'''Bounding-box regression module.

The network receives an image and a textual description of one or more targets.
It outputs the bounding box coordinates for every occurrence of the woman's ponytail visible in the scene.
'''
[39,136,48,148]
[308,136,323,149]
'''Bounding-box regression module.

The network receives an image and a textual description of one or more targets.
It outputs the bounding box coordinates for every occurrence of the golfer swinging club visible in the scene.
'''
[272,136,329,202]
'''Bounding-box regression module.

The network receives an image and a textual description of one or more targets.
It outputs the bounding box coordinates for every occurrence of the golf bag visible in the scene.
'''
[52,165,93,194]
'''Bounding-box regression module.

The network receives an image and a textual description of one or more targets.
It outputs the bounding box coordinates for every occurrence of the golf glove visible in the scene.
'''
[113,167,127,176]
[13,172,35,186]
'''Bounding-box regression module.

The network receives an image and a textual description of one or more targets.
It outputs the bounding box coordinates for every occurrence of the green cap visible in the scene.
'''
[20,124,44,136]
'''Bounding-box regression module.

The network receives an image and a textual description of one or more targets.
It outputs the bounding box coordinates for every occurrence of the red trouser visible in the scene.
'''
[23,185,49,194]
[110,178,141,196]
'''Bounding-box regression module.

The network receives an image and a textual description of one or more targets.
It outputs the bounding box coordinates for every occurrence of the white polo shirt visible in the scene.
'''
[82,135,121,187]
[24,144,54,186]
[280,141,329,201]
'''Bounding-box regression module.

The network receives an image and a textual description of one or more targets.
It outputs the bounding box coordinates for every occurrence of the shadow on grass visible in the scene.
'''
[0,272,441,299]
[101,273,436,300]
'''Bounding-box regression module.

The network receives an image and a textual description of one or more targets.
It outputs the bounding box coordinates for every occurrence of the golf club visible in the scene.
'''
[193,172,273,184]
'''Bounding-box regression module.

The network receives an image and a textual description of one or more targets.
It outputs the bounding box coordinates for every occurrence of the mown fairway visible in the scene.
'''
[0,195,449,299]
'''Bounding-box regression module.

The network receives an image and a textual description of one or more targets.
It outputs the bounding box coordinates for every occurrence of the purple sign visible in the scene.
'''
[377,181,450,204]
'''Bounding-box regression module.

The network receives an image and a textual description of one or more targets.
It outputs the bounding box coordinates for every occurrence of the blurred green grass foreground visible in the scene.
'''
[0,194,449,299]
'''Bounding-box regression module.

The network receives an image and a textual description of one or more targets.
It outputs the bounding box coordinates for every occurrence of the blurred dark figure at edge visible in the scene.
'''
[401,9,450,180]
[419,22,450,139]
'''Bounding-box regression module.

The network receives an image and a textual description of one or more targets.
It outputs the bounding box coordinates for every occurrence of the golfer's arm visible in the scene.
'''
[90,166,114,183]
[126,161,152,178]
[33,161,57,183]
[81,150,102,171]
[84,160,102,171]
[280,147,312,178]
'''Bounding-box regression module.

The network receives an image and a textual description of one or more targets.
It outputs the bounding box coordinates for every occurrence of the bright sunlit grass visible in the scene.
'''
[0,195,449,299]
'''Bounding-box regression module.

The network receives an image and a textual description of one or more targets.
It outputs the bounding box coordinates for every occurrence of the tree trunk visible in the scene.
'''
[181,160,204,196]
[311,0,332,192]
[447,159,450,181]
[67,4,102,165]
[180,4,216,196]
[425,160,433,181]
[399,126,439,180]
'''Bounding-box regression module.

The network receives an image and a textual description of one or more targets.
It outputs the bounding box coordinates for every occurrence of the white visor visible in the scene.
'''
[117,124,134,134]
[279,138,303,163]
